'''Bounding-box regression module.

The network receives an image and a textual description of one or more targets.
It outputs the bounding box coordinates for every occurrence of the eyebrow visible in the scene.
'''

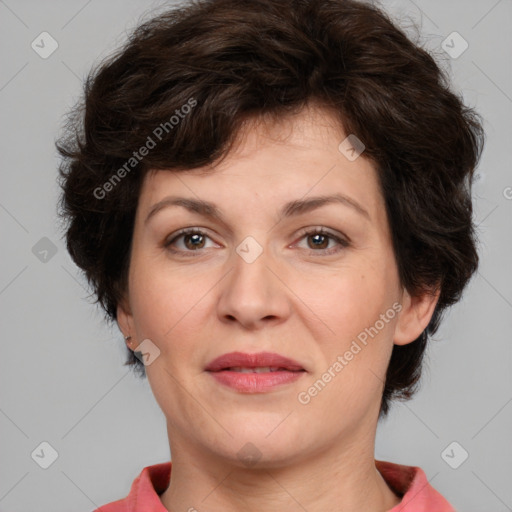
[144,193,370,226]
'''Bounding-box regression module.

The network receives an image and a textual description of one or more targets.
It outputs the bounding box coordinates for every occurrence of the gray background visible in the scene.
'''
[0,0,511,510]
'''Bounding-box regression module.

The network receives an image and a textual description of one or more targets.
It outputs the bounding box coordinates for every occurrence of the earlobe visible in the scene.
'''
[393,287,440,346]
[116,299,134,348]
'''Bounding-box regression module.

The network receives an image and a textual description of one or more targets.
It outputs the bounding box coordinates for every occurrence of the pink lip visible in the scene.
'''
[205,351,305,372]
[205,351,306,393]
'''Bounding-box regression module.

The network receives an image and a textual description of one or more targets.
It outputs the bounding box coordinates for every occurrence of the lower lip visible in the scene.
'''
[207,370,305,392]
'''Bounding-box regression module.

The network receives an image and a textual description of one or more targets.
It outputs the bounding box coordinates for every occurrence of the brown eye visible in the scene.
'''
[165,228,216,254]
[182,232,206,250]
[296,227,349,256]
[307,232,330,250]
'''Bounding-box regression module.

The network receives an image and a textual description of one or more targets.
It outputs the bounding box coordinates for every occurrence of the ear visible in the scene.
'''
[394,286,441,346]
[116,297,135,350]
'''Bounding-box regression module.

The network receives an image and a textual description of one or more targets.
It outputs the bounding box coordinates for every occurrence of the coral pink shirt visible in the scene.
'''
[94,459,455,511]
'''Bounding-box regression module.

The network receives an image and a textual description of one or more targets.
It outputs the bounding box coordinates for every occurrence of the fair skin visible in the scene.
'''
[117,104,439,512]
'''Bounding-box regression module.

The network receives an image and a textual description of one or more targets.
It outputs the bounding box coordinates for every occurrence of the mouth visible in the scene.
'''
[212,366,305,373]
[205,352,307,393]
[204,351,306,373]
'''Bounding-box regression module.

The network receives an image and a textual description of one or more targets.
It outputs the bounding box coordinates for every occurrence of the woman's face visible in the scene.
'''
[118,105,435,467]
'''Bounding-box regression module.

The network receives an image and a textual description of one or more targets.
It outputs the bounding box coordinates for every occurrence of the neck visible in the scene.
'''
[160,429,401,512]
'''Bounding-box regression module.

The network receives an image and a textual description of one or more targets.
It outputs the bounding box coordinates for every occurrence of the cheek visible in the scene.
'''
[129,262,188,341]
[128,259,217,368]
[128,266,208,411]
[294,259,398,405]
[294,261,396,345]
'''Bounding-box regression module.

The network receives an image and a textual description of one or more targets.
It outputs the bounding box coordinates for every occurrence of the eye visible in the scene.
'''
[164,228,217,254]
[164,226,349,257]
[294,227,349,256]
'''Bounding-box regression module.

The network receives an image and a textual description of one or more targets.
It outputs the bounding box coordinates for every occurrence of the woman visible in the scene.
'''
[57,0,484,510]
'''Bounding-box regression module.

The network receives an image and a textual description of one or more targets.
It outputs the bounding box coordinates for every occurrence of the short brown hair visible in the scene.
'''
[57,0,484,418]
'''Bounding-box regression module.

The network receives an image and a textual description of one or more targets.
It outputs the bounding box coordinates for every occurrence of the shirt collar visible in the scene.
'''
[100,459,455,511]
[375,459,456,511]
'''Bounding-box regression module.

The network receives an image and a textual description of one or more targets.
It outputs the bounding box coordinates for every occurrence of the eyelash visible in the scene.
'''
[163,227,349,257]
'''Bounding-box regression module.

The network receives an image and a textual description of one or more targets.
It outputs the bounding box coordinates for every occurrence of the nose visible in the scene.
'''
[216,240,291,330]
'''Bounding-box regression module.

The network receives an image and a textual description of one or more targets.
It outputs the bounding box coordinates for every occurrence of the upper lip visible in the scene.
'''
[205,351,305,372]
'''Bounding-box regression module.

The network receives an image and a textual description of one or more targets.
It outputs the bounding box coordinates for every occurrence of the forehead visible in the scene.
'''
[137,105,383,222]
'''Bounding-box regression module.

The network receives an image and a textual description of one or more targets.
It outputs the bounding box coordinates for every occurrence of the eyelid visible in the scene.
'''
[293,226,351,245]
[163,227,219,248]
[292,226,350,256]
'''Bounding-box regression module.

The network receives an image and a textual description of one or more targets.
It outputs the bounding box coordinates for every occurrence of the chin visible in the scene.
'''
[205,423,307,467]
